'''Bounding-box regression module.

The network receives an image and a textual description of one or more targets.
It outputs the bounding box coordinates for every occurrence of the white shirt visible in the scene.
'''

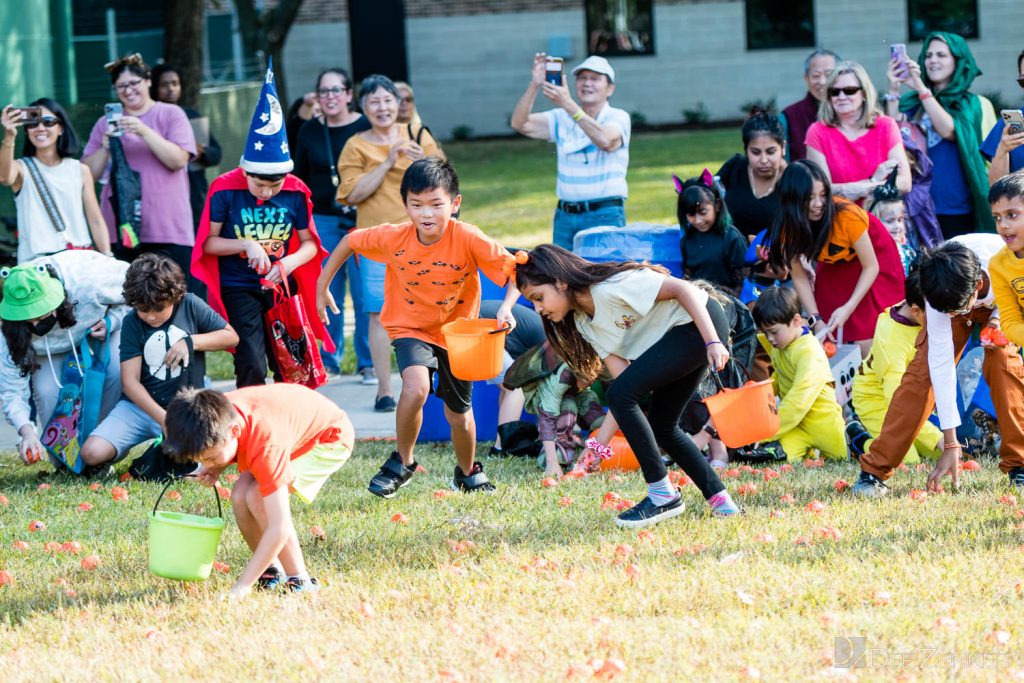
[544,104,630,202]
[926,233,1004,430]
[575,269,705,360]
[14,158,93,263]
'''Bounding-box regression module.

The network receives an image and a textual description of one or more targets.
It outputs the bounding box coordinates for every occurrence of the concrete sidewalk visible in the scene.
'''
[0,372,402,451]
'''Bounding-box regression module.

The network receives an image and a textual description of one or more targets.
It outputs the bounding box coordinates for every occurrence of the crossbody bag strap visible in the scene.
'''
[321,118,340,189]
[407,123,431,146]
[22,157,68,234]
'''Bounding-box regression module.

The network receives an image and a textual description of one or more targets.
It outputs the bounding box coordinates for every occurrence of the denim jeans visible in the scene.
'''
[315,214,372,372]
[552,203,626,251]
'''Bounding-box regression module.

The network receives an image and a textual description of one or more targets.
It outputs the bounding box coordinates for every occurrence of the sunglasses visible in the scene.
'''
[317,87,349,97]
[25,117,60,130]
[829,86,863,98]
[1017,76,1024,88]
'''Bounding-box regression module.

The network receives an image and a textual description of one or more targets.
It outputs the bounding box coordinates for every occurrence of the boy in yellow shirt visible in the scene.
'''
[752,287,846,462]
[849,270,941,464]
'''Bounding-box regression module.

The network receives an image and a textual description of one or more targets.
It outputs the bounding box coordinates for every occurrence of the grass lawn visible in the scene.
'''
[207,128,739,380]
[2,444,1024,680]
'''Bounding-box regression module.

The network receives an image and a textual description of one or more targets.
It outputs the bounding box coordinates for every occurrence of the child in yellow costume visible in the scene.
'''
[849,270,941,464]
[752,287,846,462]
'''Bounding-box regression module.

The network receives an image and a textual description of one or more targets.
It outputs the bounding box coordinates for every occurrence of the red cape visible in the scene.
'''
[191,167,335,354]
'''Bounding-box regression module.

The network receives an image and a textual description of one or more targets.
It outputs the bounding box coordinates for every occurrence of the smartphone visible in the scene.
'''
[14,106,40,126]
[545,57,564,86]
[890,43,908,79]
[1002,109,1024,136]
[104,102,123,136]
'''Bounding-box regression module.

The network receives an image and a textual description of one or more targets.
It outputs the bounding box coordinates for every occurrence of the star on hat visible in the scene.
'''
[239,57,293,175]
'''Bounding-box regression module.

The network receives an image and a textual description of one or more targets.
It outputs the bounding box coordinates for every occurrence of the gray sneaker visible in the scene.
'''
[851,470,889,497]
[360,367,378,386]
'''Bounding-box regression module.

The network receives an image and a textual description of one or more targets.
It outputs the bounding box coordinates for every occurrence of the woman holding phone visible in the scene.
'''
[886,32,996,236]
[805,61,911,205]
[82,54,196,275]
[0,100,111,262]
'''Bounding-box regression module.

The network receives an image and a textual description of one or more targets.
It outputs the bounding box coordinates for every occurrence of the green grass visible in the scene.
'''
[2,446,1023,680]
[205,129,738,380]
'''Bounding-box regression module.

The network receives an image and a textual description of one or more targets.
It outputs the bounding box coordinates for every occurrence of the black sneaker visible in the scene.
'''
[1009,468,1024,488]
[451,461,496,493]
[374,395,397,412]
[81,463,116,480]
[284,576,319,593]
[845,420,871,459]
[368,451,415,499]
[732,441,786,464]
[256,566,282,591]
[851,470,889,498]
[614,495,685,529]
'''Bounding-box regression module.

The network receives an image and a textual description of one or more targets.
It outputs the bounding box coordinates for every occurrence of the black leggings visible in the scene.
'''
[605,298,729,498]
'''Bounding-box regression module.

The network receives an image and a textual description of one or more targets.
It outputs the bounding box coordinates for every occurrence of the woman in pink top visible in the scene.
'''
[805,62,911,205]
[82,54,196,281]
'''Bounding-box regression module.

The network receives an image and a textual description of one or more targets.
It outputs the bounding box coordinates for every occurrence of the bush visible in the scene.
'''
[739,97,777,115]
[982,90,1012,117]
[630,111,649,129]
[682,102,709,126]
[452,125,474,141]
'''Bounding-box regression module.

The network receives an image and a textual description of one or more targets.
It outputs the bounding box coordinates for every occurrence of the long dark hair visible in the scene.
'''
[676,176,731,235]
[767,160,848,269]
[1,279,75,377]
[514,244,667,383]
[22,98,79,159]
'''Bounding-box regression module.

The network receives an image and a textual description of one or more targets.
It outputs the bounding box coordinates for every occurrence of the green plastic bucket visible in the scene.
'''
[148,479,225,581]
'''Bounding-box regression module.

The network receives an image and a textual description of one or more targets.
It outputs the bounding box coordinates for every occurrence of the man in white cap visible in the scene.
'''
[512,54,630,250]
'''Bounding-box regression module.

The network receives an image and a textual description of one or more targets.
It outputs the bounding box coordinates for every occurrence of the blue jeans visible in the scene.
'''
[552,203,626,251]
[315,214,372,372]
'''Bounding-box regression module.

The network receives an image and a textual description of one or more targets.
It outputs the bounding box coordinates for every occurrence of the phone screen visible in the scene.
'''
[105,103,123,136]
[545,59,563,86]
[890,43,908,78]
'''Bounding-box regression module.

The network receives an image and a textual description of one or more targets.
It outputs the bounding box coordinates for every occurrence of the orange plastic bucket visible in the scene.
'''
[704,376,779,448]
[440,317,510,381]
[599,431,640,472]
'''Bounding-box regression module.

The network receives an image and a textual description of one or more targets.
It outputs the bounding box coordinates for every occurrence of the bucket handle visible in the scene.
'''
[488,324,512,335]
[711,359,752,393]
[153,476,223,520]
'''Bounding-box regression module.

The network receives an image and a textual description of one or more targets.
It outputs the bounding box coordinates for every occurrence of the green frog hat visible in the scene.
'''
[0,264,65,321]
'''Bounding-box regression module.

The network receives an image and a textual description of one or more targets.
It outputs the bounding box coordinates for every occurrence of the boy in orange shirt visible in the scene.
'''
[164,384,354,596]
[317,157,519,496]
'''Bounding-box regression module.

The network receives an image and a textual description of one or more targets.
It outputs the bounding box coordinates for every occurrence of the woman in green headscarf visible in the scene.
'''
[885,32,996,237]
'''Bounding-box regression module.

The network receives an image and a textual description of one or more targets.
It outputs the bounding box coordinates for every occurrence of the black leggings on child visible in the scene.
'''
[605,298,729,499]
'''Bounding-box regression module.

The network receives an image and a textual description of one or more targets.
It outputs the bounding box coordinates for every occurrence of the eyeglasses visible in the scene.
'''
[115,78,144,92]
[829,86,862,98]
[400,96,414,104]
[317,87,349,97]
[25,117,59,130]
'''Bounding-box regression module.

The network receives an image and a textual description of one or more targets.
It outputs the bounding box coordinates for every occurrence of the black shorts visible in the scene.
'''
[392,337,473,414]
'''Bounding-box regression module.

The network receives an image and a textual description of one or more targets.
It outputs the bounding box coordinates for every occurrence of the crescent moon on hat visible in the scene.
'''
[253,93,283,136]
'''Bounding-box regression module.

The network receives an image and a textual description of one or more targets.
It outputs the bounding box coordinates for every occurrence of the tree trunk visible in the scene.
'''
[163,0,206,109]
[232,0,306,105]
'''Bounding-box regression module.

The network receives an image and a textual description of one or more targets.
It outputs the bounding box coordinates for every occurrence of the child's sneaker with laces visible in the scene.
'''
[256,566,282,591]
[284,576,319,593]
[615,495,685,529]
[852,470,889,497]
[451,461,496,492]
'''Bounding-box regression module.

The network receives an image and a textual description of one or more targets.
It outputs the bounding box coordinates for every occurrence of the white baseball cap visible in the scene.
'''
[572,56,615,83]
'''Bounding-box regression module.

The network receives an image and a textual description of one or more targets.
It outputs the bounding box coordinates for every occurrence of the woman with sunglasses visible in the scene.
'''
[0,100,111,262]
[293,68,373,379]
[82,54,197,279]
[805,61,911,205]
[885,33,995,237]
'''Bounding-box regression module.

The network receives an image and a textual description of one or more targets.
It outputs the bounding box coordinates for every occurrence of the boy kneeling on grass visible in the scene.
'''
[316,157,519,497]
[752,286,847,463]
[164,384,354,596]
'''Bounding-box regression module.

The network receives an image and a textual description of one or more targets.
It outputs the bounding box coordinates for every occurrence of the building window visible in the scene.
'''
[907,0,979,40]
[585,0,654,57]
[745,0,815,51]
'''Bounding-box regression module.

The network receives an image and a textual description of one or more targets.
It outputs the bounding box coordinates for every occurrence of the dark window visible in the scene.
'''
[585,0,654,57]
[907,0,979,40]
[745,0,815,51]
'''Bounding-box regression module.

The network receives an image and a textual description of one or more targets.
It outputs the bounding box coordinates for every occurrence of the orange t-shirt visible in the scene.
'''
[347,219,512,347]
[228,385,355,497]
[818,199,869,264]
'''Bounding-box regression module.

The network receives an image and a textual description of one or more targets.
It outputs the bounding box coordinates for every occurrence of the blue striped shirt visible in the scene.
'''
[544,104,630,202]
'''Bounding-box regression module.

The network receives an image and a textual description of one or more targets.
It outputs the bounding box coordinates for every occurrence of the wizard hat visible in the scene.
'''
[240,57,293,175]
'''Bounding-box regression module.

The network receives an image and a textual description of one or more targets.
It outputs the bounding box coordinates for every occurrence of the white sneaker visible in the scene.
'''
[360,368,378,386]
